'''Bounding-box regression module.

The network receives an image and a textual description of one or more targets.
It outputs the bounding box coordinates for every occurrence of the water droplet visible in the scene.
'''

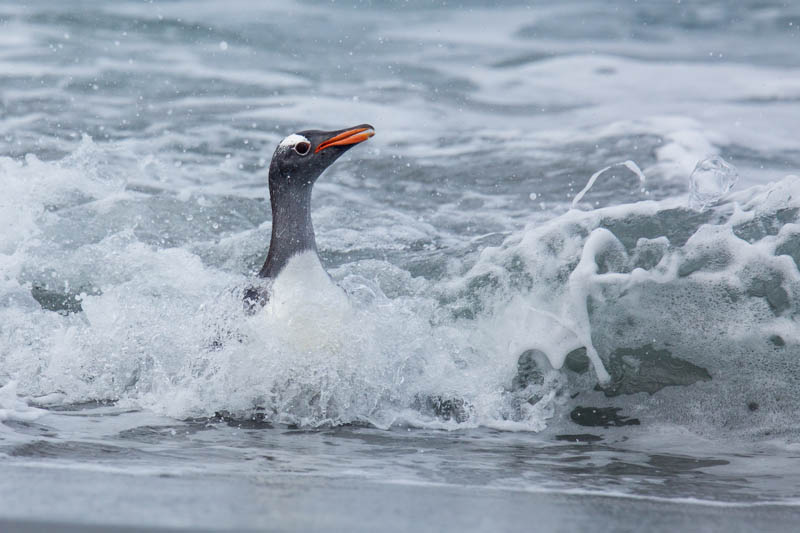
[688,156,738,211]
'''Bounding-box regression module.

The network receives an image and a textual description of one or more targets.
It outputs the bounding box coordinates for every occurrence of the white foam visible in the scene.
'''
[1,68,799,434]
[455,172,800,436]
[0,381,45,423]
[4,139,799,435]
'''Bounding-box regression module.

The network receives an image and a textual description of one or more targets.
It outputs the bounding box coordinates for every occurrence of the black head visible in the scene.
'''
[254,124,375,282]
[269,124,374,190]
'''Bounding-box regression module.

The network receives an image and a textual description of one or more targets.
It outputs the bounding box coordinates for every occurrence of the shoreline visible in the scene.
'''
[1,462,798,533]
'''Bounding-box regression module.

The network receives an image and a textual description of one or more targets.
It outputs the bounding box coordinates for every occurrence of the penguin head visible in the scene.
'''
[269,124,374,190]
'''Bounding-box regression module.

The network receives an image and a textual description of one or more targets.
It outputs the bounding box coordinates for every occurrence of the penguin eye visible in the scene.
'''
[294,141,311,156]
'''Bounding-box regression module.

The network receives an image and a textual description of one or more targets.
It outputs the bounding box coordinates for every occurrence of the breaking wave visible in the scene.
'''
[1,138,799,438]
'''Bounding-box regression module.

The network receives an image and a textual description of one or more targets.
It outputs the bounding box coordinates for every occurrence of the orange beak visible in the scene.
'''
[315,126,375,153]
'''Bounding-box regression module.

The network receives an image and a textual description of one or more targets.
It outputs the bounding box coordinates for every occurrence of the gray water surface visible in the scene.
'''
[2,0,800,530]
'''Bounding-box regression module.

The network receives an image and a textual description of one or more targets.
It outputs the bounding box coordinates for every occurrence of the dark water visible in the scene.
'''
[2,0,800,530]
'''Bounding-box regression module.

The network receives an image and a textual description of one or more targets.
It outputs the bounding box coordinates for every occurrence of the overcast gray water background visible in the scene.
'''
[2,0,800,531]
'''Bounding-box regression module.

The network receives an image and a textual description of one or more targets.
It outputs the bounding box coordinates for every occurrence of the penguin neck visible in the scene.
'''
[259,173,319,279]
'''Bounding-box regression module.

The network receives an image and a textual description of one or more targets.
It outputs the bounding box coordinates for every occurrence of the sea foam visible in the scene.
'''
[1,138,800,436]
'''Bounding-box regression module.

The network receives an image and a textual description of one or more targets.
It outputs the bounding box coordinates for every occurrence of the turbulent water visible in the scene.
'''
[2,0,800,530]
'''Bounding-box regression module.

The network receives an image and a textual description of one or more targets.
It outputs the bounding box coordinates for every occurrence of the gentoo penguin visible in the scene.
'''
[244,124,375,311]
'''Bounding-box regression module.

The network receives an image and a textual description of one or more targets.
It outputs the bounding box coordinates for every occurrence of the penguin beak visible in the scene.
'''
[315,125,375,153]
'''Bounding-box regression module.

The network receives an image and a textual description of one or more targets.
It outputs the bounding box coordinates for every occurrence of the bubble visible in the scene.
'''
[688,156,739,211]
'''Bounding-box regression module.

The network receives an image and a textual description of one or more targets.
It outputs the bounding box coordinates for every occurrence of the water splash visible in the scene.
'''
[688,156,739,211]
[572,160,646,208]
[0,381,45,423]
[2,133,800,436]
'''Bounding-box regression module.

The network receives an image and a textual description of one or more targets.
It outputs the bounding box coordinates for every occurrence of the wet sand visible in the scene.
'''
[1,463,798,533]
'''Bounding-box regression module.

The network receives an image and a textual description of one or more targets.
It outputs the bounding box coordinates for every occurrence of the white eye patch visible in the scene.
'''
[279,134,310,148]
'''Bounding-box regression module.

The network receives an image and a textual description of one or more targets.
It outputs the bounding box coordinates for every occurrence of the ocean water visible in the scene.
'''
[2,0,800,530]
